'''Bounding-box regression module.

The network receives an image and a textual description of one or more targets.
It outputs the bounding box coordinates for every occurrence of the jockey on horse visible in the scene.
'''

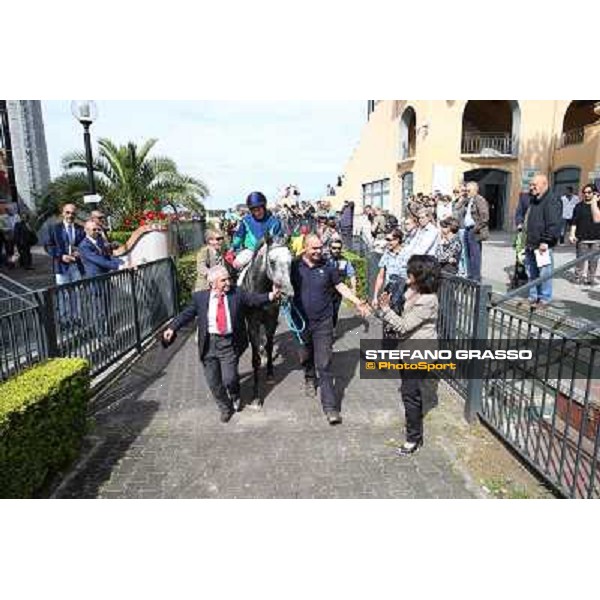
[228,192,285,271]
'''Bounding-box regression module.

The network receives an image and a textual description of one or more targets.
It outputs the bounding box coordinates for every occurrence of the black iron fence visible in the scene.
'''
[0,258,178,381]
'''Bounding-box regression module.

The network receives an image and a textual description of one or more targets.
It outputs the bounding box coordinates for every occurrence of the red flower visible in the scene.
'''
[146,211,155,220]
[158,212,166,220]
[139,219,147,227]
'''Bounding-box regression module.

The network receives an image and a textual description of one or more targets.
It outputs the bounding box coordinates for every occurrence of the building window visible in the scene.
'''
[553,167,581,199]
[362,178,390,210]
[402,172,414,207]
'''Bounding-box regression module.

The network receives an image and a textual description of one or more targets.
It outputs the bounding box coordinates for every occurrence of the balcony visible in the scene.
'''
[399,142,416,162]
[461,132,515,157]
[559,127,585,148]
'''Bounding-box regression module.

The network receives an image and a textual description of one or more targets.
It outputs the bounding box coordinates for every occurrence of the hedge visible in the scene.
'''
[0,359,90,498]
[343,249,368,299]
[109,230,132,246]
[175,252,198,308]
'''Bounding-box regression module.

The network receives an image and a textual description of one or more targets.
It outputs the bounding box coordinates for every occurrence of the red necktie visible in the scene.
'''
[216,294,227,335]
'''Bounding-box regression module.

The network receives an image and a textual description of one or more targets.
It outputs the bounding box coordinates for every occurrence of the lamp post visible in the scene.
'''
[71,100,98,209]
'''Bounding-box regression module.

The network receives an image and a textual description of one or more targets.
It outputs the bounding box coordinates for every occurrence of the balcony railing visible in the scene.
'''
[559,127,585,148]
[461,132,515,156]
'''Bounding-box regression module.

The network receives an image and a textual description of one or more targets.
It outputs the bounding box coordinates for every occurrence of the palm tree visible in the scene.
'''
[53,138,209,224]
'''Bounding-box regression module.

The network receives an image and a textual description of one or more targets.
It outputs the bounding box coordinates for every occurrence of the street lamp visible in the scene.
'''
[71,100,98,208]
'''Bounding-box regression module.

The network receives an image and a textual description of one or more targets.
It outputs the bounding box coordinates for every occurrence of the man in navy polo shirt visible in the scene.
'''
[291,234,371,425]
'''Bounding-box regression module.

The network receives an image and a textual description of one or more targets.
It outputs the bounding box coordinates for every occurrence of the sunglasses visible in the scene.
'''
[385,238,396,242]
[213,237,224,241]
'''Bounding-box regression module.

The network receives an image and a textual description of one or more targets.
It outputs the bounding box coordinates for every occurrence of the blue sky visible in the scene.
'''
[42,101,366,210]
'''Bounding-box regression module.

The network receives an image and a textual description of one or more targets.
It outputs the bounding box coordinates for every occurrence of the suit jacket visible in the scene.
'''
[79,237,123,276]
[171,288,271,360]
[44,221,86,275]
[455,195,490,241]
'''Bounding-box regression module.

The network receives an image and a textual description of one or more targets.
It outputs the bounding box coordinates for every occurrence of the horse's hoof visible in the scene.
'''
[248,399,262,411]
[266,372,275,384]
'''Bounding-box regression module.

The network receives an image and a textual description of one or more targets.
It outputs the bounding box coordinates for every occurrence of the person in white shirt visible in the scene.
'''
[410,209,440,257]
[560,186,580,244]
[436,195,454,224]
[163,266,281,422]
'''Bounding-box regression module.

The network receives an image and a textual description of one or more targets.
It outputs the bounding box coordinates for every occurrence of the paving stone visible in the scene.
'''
[51,310,481,499]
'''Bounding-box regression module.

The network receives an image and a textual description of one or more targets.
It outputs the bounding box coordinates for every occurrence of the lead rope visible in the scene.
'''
[280,298,306,345]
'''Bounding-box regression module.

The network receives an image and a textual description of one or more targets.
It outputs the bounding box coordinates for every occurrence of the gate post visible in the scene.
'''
[130,268,143,354]
[464,283,492,423]
[36,288,58,358]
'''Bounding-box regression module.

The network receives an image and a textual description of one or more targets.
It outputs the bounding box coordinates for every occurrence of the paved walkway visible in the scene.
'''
[53,311,485,499]
[482,232,600,323]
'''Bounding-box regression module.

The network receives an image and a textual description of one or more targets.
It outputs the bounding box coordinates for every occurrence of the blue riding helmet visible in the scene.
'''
[246,191,267,209]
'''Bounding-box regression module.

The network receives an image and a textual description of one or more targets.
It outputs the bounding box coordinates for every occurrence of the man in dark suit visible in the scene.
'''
[44,203,86,284]
[43,203,86,322]
[163,265,281,423]
[79,220,124,276]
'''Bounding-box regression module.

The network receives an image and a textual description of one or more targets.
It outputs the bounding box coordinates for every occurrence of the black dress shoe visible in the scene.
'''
[220,410,234,423]
[396,440,423,456]
[326,411,342,425]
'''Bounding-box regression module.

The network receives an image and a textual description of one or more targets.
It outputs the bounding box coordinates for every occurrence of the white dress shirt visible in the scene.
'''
[410,223,440,256]
[561,194,580,220]
[207,292,233,335]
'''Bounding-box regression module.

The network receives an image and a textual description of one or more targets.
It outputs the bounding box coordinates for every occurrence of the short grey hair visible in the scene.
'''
[207,265,229,285]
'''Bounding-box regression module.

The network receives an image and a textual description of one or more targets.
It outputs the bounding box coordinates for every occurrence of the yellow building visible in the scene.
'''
[332,100,600,231]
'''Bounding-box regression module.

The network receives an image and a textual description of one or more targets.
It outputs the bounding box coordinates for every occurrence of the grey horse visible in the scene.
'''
[238,236,294,407]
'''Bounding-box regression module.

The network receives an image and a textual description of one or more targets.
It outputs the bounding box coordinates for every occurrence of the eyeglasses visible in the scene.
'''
[583,190,594,195]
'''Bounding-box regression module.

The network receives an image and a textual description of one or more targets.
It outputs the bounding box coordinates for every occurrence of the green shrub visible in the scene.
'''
[175,252,198,308]
[343,249,367,299]
[109,230,131,246]
[0,359,90,498]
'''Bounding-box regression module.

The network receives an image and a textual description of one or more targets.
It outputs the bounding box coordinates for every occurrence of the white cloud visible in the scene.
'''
[42,100,365,209]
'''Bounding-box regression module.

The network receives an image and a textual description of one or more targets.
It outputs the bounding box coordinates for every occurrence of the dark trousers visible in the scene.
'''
[202,334,240,413]
[465,227,482,282]
[299,317,336,413]
[332,296,342,328]
[400,375,424,443]
[17,245,32,268]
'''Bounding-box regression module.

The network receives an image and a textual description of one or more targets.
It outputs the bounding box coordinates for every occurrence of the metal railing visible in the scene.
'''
[0,258,178,381]
[481,248,600,498]
[461,132,514,156]
[438,274,492,420]
[559,127,585,148]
